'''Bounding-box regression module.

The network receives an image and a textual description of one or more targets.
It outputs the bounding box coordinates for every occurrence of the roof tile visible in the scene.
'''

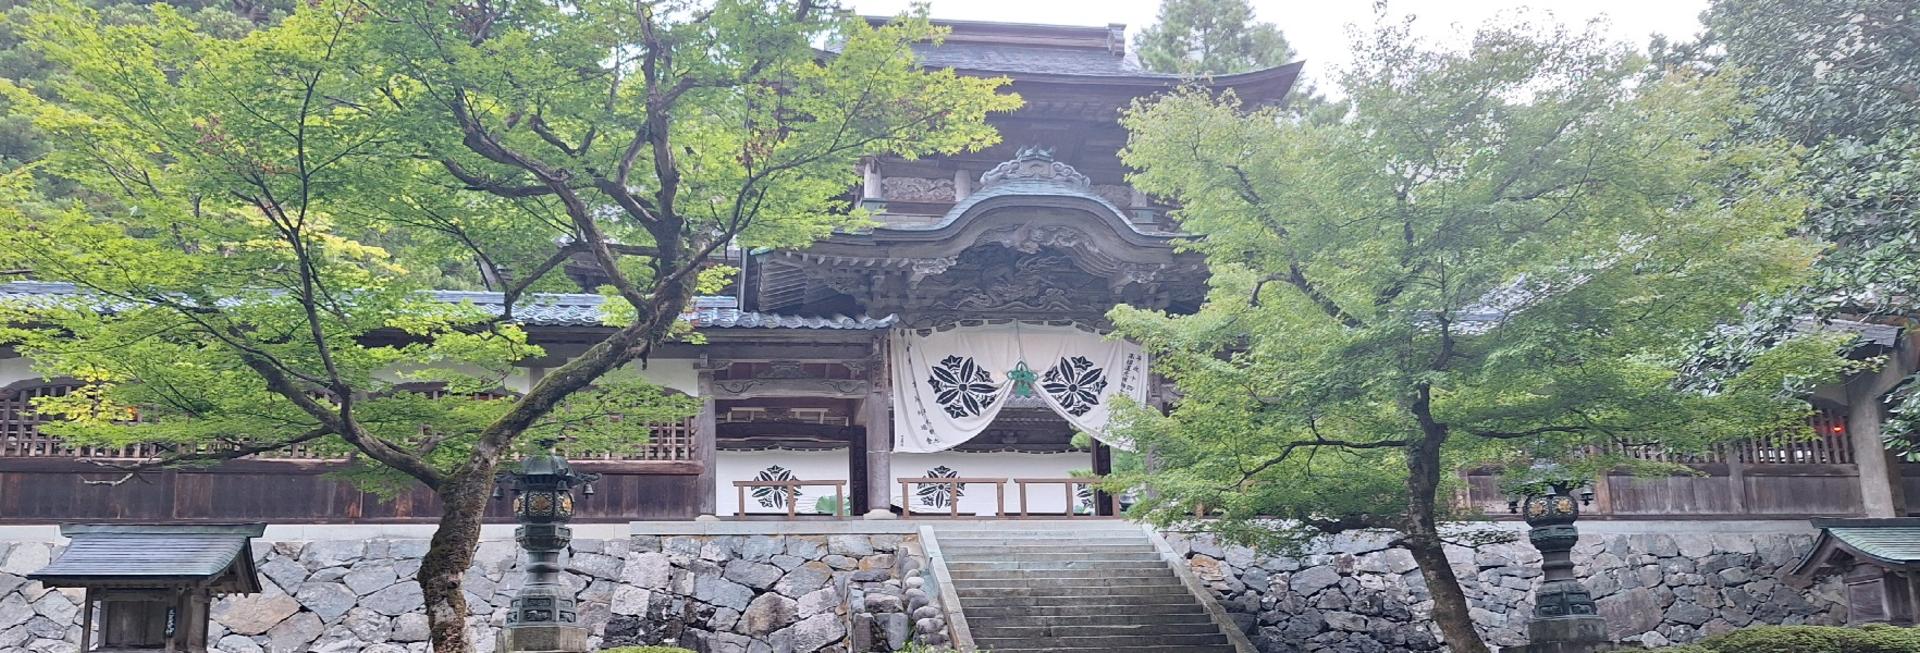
[0,282,892,331]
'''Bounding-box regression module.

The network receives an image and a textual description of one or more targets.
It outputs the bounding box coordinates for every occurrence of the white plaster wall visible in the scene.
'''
[370,357,698,396]
[892,451,1094,516]
[718,449,852,516]
[598,358,700,396]
[714,449,1094,517]
[374,361,530,392]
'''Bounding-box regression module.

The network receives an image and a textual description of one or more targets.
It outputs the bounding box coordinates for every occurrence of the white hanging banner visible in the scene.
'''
[890,322,1148,453]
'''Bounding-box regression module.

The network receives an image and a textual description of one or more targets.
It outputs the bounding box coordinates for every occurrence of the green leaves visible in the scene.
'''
[1134,0,1293,75]
[1111,18,1841,548]
[0,0,1012,494]
[1688,0,1920,453]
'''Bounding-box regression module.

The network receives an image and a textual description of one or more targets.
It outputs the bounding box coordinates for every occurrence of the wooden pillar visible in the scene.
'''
[849,425,868,516]
[865,366,894,518]
[1855,336,1918,517]
[1849,390,1905,517]
[79,593,92,653]
[695,366,719,518]
[1093,441,1114,516]
[1849,333,1915,518]
[1726,457,1748,515]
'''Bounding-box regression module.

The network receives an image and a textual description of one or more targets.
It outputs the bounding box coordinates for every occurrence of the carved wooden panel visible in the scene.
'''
[881,177,957,203]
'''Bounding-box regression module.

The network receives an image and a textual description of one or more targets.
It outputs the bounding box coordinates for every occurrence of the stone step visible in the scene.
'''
[936,532,1146,542]
[934,524,1238,652]
[974,633,1232,649]
[946,558,1171,571]
[957,577,1188,592]
[957,590,1199,605]
[941,550,1165,563]
[930,520,1140,531]
[974,621,1226,639]
[986,646,1234,653]
[966,603,1211,618]
[949,567,1175,580]
[969,612,1217,628]
[941,543,1159,556]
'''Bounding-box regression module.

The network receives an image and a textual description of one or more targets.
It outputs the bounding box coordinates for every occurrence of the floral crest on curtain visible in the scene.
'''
[927,355,999,418]
[1042,355,1108,416]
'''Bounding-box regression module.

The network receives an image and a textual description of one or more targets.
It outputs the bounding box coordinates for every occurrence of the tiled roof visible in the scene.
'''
[0,282,894,331]
[907,42,1171,78]
[30,524,264,587]
[1794,317,1902,347]
[1829,525,1920,563]
[900,179,1177,237]
[1796,519,1920,576]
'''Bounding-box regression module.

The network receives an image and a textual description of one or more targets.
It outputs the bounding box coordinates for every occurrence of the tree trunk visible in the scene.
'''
[1404,532,1489,653]
[419,468,496,653]
[1403,382,1492,653]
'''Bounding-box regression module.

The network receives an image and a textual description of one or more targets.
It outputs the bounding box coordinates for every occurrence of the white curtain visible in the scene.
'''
[890,322,1148,453]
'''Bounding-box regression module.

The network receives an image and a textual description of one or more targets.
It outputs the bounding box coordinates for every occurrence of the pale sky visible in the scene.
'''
[849,0,1711,90]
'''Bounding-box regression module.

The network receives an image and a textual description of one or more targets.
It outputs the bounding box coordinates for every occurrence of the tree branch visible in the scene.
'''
[1466,425,1592,439]
[80,427,333,486]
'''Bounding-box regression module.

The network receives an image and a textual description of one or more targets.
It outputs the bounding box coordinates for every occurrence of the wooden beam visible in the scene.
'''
[709,378,870,400]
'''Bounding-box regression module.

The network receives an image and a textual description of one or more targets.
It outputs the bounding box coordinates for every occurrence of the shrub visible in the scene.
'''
[1652,625,1920,653]
[599,648,697,653]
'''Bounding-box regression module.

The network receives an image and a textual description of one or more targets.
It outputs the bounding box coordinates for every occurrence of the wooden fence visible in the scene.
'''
[0,378,694,463]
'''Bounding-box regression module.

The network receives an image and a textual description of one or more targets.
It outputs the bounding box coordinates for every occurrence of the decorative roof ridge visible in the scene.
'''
[978,146,1090,190]
[0,282,891,330]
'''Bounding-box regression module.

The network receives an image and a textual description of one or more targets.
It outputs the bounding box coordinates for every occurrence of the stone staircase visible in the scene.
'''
[932,521,1241,653]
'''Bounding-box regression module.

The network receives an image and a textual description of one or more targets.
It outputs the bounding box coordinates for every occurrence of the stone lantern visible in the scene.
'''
[497,441,601,653]
[1506,463,1618,653]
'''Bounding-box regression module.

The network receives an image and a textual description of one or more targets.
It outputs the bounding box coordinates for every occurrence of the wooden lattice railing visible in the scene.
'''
[1581,407,1854,466]
[0,379,695,462]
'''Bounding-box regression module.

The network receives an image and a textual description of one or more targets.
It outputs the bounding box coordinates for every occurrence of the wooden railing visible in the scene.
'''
[899,477,1007,518]
[733,479,847,518]
[1012,477,1109,517]
[0,379,695,463]
[1581,407,1854,466]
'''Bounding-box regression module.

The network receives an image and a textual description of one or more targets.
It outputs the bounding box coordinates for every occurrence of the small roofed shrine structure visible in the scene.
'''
[1792,518,1920,626]
[28,523,266,652]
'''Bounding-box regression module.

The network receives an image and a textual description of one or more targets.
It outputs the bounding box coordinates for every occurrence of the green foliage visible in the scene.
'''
[813,494,840,516]
[0,0,289,198]
[0,3,1012,648]
[0,0,1011,509]
[1131,0,1337,125]
[1108,15,1845,644]
[1685,0,1920,454]
[1650,624,1920,653]
[1133,0,1292,75]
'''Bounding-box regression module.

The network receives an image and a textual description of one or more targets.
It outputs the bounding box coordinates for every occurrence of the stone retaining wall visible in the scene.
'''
[0,524,1849,653]
[0,530,944,653]
[1166,529,1847,653]
[601,532,944,653]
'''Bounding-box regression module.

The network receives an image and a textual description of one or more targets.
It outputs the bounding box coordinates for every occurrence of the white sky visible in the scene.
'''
[848,0,1711,90]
